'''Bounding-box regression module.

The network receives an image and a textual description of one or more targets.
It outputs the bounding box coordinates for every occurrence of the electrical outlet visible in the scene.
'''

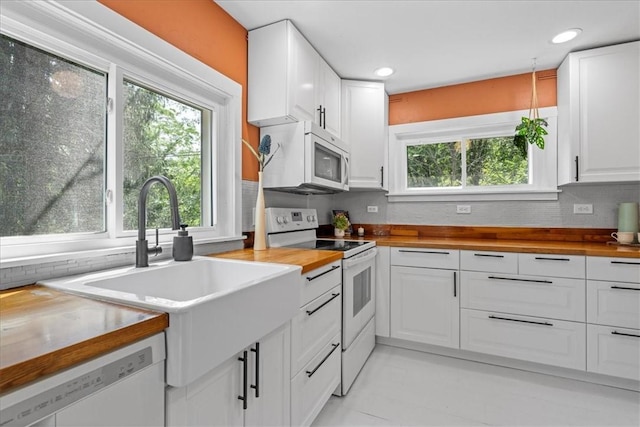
[573,204,593,214]
[367,205,379,213]
[456,205,472,214]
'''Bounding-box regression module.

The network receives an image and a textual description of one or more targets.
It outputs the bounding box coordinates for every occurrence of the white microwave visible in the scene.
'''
[261,121,349,194]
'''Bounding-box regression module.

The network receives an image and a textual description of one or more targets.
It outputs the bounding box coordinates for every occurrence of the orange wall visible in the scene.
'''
[98,0,261,181]
[389,69,557,125]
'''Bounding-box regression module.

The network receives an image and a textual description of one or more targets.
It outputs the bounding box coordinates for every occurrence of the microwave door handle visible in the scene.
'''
[343,155,350,187]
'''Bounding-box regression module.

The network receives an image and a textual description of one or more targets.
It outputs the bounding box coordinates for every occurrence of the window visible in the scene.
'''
[0,1,241,260]
[389,108,558,201]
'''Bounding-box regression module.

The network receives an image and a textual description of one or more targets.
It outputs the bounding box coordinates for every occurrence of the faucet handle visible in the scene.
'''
[154,228,160,257]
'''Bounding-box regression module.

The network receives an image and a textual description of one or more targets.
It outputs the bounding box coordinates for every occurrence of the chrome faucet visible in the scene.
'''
[136,175,181,268]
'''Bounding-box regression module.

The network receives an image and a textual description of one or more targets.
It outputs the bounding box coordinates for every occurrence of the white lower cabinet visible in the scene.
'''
[291,334,342,427]
[460,308,586,370]
[587,324,640,381]
[390,265,459,348]
[375,246,391,337]
[166,322,290,427]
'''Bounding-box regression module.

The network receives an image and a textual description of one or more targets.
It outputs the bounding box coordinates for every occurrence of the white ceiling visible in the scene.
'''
[214,0,640,94]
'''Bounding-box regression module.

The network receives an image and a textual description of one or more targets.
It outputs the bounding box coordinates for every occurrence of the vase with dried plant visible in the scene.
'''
[242,135,280,250]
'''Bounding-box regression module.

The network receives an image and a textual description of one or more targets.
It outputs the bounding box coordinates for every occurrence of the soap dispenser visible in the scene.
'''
[173,224,193,261]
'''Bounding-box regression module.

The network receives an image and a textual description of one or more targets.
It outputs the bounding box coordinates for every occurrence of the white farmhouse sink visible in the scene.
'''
[41,256,302,387]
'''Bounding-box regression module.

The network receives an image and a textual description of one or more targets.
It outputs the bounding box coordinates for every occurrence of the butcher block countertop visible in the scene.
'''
[0,285,168,394]
[209,247,343,273]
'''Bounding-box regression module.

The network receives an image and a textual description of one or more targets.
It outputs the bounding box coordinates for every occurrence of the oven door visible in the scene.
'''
[342,248,377,348]
[305,132,349,192]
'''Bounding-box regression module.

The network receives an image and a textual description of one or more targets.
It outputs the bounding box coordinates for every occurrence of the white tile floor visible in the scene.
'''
[313,344,640,426]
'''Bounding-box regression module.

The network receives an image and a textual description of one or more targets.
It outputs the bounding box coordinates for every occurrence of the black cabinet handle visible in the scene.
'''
[611,285,640,291]
[317,104,323,128]
[453,271,457,298]
[474,253,504,258]
[250,343,260,398]
[611,261,640,266]
[306,265,340,281]
[238,350,248,410]
[488,275,553,284]
[306,293,340,316]
[534,257,570,262]
[488,315,553,327]
[399,249,450,255]
[612,330,640,338]
[575,155,579,182]
[306,343,340,378]
[380,166,384,188]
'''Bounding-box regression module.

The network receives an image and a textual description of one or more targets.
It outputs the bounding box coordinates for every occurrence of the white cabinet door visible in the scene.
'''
[288,24,319,124]
[244,323,291,427]
[318,60,341,137]
[341,80,387,189]
[587,324,640,380]
[375,246,391,337]
[390,266,459,348]
[56,362,165,427]
[587,280,640,329]
[558,41,640,184]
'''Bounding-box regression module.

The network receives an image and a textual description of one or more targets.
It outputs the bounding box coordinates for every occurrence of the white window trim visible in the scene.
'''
[387,107,560,202]
[0,0,242,261]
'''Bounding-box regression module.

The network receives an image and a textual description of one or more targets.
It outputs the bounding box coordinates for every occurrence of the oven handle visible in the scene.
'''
[342,247,377,270]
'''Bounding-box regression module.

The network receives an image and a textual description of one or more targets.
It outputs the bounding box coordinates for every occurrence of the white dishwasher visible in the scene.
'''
[0,333,165,427]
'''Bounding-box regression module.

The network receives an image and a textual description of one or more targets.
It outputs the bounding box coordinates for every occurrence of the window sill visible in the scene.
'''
[386,189,561,202]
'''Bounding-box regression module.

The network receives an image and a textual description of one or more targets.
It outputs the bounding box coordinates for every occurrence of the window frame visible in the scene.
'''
[388,107,559,202]
[0,1,242,261]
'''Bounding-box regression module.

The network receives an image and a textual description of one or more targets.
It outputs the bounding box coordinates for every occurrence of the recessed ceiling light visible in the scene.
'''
[374,67,394,77]
[552,28,582,44]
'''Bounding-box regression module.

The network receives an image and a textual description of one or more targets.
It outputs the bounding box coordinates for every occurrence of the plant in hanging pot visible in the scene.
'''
[513,67,548,157]
[332,212,350,238]
[242,135,280,250]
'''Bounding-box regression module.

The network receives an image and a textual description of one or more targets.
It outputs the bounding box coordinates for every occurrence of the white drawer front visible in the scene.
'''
[301,261,342,307]
[587,280,640,329]
[587,324,640,381]
[519,253,585,279]
[291,285,342,376]
[391,247,459,270]
[461,272,586,321]
[460,308,586,370]
[291,334,341,427]
[587,257,640,283]
[460,250,517,274]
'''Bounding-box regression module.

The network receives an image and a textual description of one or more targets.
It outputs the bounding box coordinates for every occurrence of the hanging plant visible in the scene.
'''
[514,67,547,156]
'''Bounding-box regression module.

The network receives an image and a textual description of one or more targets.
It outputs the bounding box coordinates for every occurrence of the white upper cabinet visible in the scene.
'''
[248,20,341,137]
[341,80,388,190]
[558,41,640,184]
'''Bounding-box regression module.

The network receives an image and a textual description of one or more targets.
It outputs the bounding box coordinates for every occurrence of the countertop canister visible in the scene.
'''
[617,202,639,233]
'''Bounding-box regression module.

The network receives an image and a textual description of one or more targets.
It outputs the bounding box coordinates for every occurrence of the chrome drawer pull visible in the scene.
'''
[306,343,340,378]
[611,285,640,291]
[612,331,640,338]
[398,249,450,255]
[534,257,570,262]
[488,315,553,327]
[474,253,504,258]
[306,265,340,281]
[306,293,340,316]
[488,275,553,284]
[611,261,640,266]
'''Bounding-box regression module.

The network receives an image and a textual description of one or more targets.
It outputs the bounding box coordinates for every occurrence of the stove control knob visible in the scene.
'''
[283,217,289,224]
[276,216,284,224]
[311,215,317,222]
[307,215,313,222]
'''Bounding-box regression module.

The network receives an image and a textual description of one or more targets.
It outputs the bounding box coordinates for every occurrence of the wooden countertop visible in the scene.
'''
[209,247,343,273]
[0,285,168,394]
[343,235,640,258]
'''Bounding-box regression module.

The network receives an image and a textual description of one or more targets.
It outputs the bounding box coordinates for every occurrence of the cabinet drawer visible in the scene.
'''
[460,250,517,274]
[587,257,640,283]
[587,324,640,381]
[291,285,342,376]
[460,308,586,370]
[291,334,341,427]
[460,272,585,321]
[519,253,585,279]
[301,261,342,307]
[587,280,640,329]
[391,247,459,270]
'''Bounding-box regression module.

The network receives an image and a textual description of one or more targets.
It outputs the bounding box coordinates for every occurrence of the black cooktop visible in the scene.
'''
[288,239,369,252]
